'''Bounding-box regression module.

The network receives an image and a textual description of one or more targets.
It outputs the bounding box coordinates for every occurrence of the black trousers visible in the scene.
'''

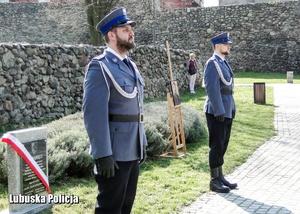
[206,113,233,169]
[94,160,139,214]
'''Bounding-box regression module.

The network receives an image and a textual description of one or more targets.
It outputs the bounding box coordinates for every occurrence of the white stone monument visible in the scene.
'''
[1,127,52,214]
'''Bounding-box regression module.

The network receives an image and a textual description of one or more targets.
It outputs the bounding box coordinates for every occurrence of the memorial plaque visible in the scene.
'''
[21,139,47,196]
[170,81,181,106]
[2,127,52,214]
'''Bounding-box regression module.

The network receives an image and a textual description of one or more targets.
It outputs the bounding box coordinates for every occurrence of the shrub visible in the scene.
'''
[143,101,205,156]
[46,113,93,183]
[0,144,7,185]
[0,102,206,184]
[180,104,206,144]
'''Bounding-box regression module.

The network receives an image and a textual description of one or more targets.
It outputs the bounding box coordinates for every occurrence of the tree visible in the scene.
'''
[85,0,120,46]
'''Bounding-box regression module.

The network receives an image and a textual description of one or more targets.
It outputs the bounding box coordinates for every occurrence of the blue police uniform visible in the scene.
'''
[203,54,235,119]
[83,50,147,161]
[203,32,237,193]
[82,8,147,213]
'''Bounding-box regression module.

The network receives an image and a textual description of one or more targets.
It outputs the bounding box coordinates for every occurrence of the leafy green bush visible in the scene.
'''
[0,144,7,185]
[0,102,205,184]
[143,101,205,156]
[180,104,206,144]
[45,113,93,183]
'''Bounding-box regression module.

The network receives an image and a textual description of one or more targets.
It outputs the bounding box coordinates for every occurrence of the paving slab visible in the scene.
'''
[181,84,300,214]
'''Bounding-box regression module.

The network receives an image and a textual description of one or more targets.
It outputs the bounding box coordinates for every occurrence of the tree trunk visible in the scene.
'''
[85,0,120,46]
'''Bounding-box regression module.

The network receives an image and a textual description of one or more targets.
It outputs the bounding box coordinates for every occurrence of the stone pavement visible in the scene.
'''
[181,84,300,214]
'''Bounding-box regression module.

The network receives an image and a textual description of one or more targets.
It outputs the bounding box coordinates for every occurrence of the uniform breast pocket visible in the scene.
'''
[116,78,135,93]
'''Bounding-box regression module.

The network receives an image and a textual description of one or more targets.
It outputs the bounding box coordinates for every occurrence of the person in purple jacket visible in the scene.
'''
[83,7,147,214]
[203,32,237,193]
[188,53,198,94]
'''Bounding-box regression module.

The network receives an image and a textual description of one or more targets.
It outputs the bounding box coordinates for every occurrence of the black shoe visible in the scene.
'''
[210,178,230,193]
[219,176,237,189]
[218,166,238,189]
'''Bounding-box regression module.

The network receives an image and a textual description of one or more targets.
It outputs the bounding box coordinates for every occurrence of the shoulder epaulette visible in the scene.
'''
[204,56,216,67]
[92,53,105,61]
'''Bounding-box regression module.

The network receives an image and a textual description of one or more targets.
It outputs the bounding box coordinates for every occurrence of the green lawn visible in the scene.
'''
[0,71,283,213]
[234,71,299,84]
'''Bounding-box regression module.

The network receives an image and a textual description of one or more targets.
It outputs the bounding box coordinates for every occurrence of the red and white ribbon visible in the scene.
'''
[1,133,50,194]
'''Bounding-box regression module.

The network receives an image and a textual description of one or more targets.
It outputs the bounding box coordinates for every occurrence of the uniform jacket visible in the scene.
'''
[83,49,147,162]
[203,54,236,118]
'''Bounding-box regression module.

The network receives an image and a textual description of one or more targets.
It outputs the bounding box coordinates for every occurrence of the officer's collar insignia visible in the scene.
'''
[112,57,118,63]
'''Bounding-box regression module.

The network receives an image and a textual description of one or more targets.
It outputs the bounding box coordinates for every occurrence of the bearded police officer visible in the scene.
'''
[203,32,237,193]
[83,7,147,214]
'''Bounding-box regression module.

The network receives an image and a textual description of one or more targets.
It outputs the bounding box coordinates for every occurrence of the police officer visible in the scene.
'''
[203,32,237,193]
[82,7,147,214]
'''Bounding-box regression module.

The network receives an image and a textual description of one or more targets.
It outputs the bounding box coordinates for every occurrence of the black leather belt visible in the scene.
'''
[109,114,144,123]
[221,89,234,95]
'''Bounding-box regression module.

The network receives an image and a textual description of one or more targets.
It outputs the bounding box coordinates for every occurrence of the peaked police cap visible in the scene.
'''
[96,8,136,36]
[210,32,233,45]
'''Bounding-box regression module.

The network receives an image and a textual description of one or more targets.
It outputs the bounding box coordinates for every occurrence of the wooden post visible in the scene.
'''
[159,93,186,158]
[166,41,174,82]
[159,41,186,158]
[253,82,266,104]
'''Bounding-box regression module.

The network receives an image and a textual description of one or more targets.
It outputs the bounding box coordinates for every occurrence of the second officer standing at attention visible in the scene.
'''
[82,7,147,214]
[203,32,237,193]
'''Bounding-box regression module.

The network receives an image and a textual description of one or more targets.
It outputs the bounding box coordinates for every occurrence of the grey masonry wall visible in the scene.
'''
[0,1,299,126]
[0,2,90,45]
[0,43,202,126]
[125,1,299,73]
[0,1,299,73]
[220,0,296,5]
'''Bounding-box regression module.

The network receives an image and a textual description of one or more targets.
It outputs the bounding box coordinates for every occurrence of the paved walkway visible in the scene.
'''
[181,84,300,214]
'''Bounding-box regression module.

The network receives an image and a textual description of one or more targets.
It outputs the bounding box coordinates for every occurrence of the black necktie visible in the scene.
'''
[123,58,136,79]
[224,60,230,70]
[224,60,234,77]
[123,59,131,70]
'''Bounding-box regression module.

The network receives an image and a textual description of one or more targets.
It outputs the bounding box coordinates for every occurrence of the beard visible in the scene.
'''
[221,50,230,56]
[220,50,230,56]
[116,34,135,53]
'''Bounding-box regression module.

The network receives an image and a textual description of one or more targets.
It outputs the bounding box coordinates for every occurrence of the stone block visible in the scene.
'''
[1,127,52,214]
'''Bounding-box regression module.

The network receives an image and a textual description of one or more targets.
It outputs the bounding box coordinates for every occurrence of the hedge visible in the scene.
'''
[0,101,205,184]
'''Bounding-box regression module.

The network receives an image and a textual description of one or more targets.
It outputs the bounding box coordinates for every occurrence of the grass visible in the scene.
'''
[234,71,300,84]
[0,71,285,213]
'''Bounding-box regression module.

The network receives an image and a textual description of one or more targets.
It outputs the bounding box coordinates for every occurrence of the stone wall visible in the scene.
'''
[0,1,298,73]
[0,43,203,126]
[220,0,296,5]
[127,1,299,73]
[0,2,90,45]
